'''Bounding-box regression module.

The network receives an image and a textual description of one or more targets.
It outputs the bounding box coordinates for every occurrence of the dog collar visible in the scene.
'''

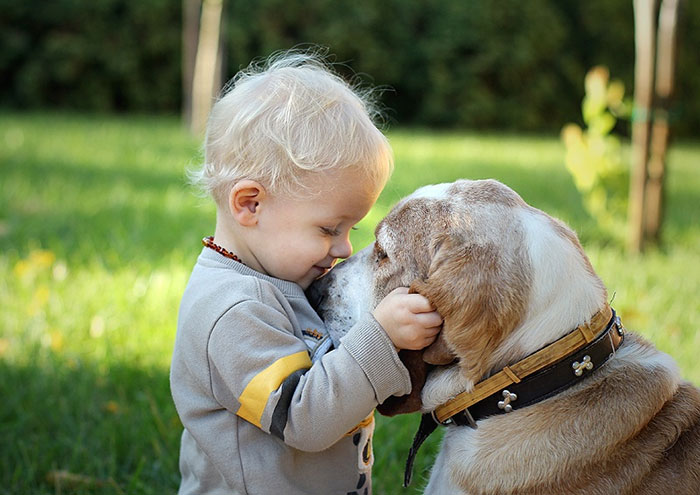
[403,304,625,487]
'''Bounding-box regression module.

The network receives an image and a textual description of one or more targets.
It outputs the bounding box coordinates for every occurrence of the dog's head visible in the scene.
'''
[309,179,607,415]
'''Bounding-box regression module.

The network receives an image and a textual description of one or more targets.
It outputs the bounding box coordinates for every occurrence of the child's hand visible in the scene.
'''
[372,287,443,350]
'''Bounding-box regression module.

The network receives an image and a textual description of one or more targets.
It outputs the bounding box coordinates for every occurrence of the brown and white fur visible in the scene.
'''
[309,179,700,494]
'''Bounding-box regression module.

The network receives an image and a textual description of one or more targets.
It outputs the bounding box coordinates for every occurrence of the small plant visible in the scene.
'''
[561,66,631,243]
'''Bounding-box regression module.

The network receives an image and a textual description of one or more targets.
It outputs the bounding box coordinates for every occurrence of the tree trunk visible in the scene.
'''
[628,0,657,253]
[182,0,202,127]
[190,0,224,136]
[644,0,680,243]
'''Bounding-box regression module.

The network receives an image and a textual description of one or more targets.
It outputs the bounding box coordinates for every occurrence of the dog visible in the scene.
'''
[308,179,700,494]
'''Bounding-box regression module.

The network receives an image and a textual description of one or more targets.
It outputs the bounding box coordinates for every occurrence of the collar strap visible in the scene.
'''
[403,305,624,487]
[434,304,620,425]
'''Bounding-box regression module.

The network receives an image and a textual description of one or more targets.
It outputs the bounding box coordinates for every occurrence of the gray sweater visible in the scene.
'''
[170,248,411,494]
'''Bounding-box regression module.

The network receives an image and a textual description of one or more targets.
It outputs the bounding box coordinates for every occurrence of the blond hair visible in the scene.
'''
[190,49,394,205]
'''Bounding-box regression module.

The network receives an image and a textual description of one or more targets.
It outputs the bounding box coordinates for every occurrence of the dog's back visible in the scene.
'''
[628,381,700,494]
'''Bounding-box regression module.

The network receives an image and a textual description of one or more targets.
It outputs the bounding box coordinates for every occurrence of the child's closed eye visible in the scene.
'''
[320,226,359,236]
[320,226,341,236]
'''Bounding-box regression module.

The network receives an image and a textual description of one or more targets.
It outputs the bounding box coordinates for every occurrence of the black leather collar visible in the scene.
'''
[449,308,624,426]
[403,309,625,487]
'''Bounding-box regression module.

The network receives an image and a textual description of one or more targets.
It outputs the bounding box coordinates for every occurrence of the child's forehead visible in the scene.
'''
[306,167,382,194]
[275,171,380,218]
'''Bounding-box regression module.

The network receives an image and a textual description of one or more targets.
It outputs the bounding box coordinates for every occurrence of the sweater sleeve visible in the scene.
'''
[207,297,411,452]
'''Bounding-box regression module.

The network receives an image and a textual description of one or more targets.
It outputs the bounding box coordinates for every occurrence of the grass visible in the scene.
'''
[1,112,699,494]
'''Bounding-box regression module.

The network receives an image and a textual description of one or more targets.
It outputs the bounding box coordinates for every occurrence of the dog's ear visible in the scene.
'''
[407,279,456,366]
[410,231,529,385]
[422,334,456,365]
[375,283,443,417]
[376,350,427,416]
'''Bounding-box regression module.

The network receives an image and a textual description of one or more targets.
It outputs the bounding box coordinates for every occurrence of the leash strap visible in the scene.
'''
[404,413,439,487]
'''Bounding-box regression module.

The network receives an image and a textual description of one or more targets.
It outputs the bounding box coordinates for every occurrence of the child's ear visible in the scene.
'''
[228,180,266,226]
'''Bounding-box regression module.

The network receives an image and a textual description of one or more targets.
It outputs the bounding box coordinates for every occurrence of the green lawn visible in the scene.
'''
[1,113,699,494]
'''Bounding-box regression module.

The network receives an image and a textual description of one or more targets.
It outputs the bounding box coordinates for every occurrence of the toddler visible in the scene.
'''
[170,50,442,494]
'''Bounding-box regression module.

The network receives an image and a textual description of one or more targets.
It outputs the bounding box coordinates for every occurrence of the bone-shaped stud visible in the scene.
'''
[497,389,518,413]
[572,355,594,376]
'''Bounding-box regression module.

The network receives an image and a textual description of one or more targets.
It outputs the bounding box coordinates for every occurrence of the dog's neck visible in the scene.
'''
[422,212,609,412]
[424,335,684,495]
[432,305,620,424]
[421,300,614,414]
[491,209,608,373]
[410,305,622,486]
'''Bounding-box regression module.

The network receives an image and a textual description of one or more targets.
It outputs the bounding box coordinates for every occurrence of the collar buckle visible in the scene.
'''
[448,408,478,428]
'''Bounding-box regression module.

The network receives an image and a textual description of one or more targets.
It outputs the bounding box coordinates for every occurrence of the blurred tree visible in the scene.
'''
[182,0,202,127]
[188,0,224,135]
[628,0,680,253]
[645,0,680,245]
[629,0,656,253]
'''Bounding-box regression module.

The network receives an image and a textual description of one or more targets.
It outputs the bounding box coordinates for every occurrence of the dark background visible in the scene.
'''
[1,0,698,136]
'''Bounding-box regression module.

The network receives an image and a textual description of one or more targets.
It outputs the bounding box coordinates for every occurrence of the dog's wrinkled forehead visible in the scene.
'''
[376,179,525,247]
[376,183,451,241]
[381,182,457,230]
[372,183,457,287]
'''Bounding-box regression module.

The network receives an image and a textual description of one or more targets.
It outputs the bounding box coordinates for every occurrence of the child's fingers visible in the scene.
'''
[407,329,441,350]
[415,310,443,329]
[426,324,442,335]
[404,293,438,314]
[384,287,438,314]
[388,286,410,296]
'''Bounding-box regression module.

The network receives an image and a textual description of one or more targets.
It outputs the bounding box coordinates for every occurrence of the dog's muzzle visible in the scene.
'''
[307,246,373,348]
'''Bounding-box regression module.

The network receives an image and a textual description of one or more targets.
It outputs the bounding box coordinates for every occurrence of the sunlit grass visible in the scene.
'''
[1,113,699,494]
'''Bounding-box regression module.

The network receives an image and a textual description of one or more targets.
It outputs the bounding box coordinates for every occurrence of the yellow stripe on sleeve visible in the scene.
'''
[236,351,312,428]
[344,411,375,437]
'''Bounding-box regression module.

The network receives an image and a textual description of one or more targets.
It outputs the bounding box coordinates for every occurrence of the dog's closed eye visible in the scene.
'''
[373,244,388,264]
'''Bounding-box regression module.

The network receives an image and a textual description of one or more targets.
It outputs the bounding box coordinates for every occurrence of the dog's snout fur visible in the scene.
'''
[308,247,373,348]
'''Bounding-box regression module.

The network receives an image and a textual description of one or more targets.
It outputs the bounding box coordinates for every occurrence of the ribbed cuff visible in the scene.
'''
[341,313,411,403]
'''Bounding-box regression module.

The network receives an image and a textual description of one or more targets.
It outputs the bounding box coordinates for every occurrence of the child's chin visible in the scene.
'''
[300,267,328,289]
[313,266,331,277]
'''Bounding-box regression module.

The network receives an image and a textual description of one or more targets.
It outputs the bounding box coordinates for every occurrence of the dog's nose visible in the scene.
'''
[306,284,325,310]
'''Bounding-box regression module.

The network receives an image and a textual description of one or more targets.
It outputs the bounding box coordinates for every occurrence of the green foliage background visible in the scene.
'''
[2,0,700,135]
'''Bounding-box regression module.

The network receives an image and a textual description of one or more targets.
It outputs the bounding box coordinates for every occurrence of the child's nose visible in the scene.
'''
[329,235,352,259]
